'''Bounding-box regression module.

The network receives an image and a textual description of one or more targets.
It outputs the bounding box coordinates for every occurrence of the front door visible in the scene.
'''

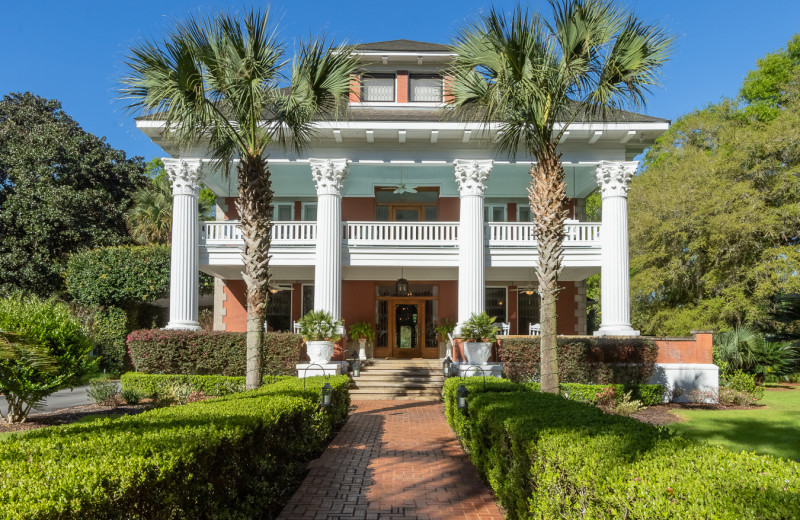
[391,299,425,358]
[391,206,423,222]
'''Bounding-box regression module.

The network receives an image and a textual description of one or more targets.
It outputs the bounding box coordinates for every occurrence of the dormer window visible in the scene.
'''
[361,74,395,102]
[409,74,443,102]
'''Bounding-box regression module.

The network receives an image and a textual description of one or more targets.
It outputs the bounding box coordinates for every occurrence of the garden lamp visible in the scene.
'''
[321,382,333,408]
[442,356,452,378]
[352,358,361,377]
[456,383,469,410]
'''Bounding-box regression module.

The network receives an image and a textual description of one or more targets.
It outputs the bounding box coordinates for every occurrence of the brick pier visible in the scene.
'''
[277,400,503,520]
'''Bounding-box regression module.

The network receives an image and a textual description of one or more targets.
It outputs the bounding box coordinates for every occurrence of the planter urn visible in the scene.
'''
[357,338,367,360]
[464,341,492,365]
[306,340,335,364]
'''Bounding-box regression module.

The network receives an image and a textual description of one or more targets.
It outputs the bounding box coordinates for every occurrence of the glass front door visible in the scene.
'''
[391,299,424,357]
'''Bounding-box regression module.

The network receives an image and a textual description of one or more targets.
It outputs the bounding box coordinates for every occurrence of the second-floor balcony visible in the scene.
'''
[201,220,602,270]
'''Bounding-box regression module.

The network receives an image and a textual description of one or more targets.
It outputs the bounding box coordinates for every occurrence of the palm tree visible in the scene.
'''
[448,0,672,393]
[120,8,356,388]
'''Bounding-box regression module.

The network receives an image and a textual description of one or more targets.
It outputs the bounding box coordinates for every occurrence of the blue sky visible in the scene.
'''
[2,1,799,161]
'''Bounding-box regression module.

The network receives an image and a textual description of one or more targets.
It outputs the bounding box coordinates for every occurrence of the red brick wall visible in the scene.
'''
[439,197,460,221]
[342,197,376,221]
[349,74,361,103]
[565,198,576,219]
[223,197,240,221]
[507,203,517,222]
[556,282,579,335]
[396,71,409,103]
[655,332,713,364]
[222,280,247,332]
[443,75,454,104]
[342,281,375,331]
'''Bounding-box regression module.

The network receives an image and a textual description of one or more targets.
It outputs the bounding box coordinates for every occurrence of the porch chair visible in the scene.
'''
[529,323,541,336]
[293,321,301,334]
[500,322,510,335]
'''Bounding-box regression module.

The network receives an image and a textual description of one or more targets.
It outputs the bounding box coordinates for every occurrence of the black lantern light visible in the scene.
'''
[321,382,333,408]
[456,383,469,410]
[396,271,409,296]
[302,364,334,409]
[352,351,361,378]
[442,356,453,378]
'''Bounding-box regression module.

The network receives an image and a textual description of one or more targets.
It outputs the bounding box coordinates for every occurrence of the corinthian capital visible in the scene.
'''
[310,158,348,196]
[454,159,493,197]
[595,161,638,198]
[163,158,205,196]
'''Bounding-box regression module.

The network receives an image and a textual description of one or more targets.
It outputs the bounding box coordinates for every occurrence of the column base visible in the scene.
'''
[165,321,202,331]
[594,325,640,336]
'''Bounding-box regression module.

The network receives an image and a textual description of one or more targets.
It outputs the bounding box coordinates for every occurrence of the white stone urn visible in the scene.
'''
[306,340,335,365]
[357,338,367,360]
[464,342,492,365]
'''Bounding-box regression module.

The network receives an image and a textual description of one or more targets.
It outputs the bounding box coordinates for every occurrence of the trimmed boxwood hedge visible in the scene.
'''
[444,378,800,519]
[127,329,303,376]
[499,336,658,384]
[120,372,294,397]
[0,376,350,519]
[524,382,665,406]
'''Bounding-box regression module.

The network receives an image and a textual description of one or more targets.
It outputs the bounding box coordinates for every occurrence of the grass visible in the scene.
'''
[669,385,800,461]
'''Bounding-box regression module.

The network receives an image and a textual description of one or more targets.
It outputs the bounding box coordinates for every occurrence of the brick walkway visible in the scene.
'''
[278,400,504,520]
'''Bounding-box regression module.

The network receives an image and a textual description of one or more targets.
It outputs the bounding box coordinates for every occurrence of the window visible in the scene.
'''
[409,74,443,102]
[484,204,506,222]
[518,205,532,223]
[302,285,314,316]
[272,203,293,221]
[361,74,395,102]
[518,291,541,334]
[265,290,291,332]
[375,187,439,221]
[485,287,507,324]
[301,203,317,222]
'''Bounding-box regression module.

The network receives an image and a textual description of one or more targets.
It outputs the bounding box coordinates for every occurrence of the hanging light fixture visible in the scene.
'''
[396,269,409,296]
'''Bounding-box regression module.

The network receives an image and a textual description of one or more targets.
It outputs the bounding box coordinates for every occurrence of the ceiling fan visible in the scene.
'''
[268,284,294,294]
[392,171,417,194]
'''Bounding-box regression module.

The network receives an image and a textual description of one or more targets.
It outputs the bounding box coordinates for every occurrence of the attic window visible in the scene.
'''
[361,74,395,102]
[409,74,443,102]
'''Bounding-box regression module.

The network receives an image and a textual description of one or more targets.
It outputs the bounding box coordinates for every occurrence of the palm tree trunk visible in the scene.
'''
[529,145,568,394]
[236,155,273,390]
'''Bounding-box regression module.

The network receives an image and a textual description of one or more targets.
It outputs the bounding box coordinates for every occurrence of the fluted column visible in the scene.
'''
[164,158,204,330]
[454,159,493,331]
[594,160,639,336]
[310,158,348,319]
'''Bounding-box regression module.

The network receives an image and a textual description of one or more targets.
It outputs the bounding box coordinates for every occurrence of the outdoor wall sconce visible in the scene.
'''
[442,356,452,378]
[303,364,334,409]
[396,272,409,296]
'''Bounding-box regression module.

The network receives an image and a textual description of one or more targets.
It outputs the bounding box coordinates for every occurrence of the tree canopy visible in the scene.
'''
[629,36,800,336]
[0,92,146,296]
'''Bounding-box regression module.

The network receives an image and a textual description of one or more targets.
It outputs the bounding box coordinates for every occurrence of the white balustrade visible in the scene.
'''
[202,221,601,248]
[344,222,459,246]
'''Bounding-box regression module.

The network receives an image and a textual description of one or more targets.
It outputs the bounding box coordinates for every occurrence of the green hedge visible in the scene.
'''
[444,378,800,519]
[120,372,294,397]
[522,382,665,406]
[0,376,350,519]
[499,336,658,384]
[127,329,303,376]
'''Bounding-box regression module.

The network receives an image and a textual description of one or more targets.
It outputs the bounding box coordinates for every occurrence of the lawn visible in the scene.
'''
[669,385,800,461]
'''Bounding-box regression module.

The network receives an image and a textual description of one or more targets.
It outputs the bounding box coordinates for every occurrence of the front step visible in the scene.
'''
[349,358,444,400]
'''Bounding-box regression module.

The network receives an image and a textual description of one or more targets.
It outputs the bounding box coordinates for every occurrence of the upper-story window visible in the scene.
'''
[409,74,443,102]
[484,204,507,222]
[518,205,532,223]
[361,74,395,102]
[301,202,317,222]
[272,203,293,221]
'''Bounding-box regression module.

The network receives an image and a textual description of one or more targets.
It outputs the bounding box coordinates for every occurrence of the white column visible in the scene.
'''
[594,160,639,336]
[310,158,348,319]
[454,159,493,330]
[164,158,204,330]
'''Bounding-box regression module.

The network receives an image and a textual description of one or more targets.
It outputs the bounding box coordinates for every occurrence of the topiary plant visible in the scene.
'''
[298,310,342,342]
[348,321,375,342]
[461,312,499,343]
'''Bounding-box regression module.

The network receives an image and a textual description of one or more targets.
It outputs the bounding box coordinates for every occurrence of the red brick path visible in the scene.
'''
[278,400,504,520]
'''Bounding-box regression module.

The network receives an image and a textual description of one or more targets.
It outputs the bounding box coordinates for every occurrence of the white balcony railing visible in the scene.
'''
[345,221,459,246]
[201,221,601,248]
[485,222,601,246]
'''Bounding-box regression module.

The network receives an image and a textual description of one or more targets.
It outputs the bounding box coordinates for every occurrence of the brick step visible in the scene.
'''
[366,360,442,367]
[349,393,443,400]
[350,388,443,398]
[351,380,443,389]
[351,376,444,384]
[355,369,444,378]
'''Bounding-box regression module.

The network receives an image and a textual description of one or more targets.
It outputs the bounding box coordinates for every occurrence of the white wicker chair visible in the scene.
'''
[293,321,301,334]
[529,323,541,336]
[500,322,510,335]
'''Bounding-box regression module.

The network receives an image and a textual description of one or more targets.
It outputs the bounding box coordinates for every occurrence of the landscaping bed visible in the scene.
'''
[0,403,149,434]
[0,375,351,519]
[444,378,800,519]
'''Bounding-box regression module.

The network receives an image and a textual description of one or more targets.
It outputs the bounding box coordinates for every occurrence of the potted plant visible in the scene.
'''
[435,319,457,358]
[348,321,375,360]
[298,310,343,364]
[460,311,499,365]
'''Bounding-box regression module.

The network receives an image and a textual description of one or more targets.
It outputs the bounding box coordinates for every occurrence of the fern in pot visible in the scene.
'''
[460,312,498,365]
[348,321,375,360]
[299,310,342,364]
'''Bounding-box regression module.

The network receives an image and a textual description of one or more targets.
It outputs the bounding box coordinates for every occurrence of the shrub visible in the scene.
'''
[724,369,765,401]
[298,310,342,342]
[127,329,303,376]
[499,336,658,384]
[0,376,350,519]
[614,390,644,416]
[0,296,95,423]
[714,327,798,382]
[121,387,143,405]
[443,378,800,519]
[120,373,291,397]
[527,382,664,406]
[86,379,120,407]
[91,306,129,373]
[460,311,499,342]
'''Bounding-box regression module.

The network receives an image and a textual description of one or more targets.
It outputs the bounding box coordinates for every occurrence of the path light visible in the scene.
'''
[442,356,452,378]
[456,383,469,410]
[321,382,333,408]
[302,364,334,409]
[351,351,361,378]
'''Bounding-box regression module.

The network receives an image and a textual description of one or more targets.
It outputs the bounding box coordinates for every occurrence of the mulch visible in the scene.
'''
[1,403,151,434]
